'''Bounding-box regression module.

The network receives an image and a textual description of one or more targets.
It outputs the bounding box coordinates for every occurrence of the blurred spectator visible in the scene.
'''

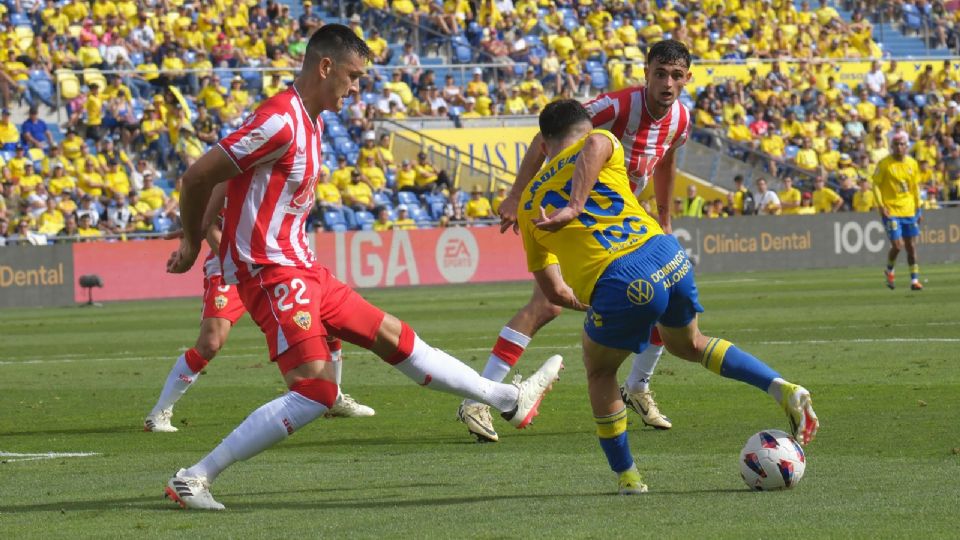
[812,176,843,213]
[411,151,449,194]
[77,212,102,240]
[37,198,65,235]
[754,178,782,215]
[394,205,417,229]
[343,169,375,212]
[731,175,755,216]
[706,199,728,218]
[373,206,394,231]
[853,178,877,213]
[779,177,802,216]
[0,109,19,150]
[358,154,387,192]
[395,159,417,192]
[11,218,46,245]
[21,106,53,149]
[465,186,493,222]
[681,184,705,218]
[55,214,79,243]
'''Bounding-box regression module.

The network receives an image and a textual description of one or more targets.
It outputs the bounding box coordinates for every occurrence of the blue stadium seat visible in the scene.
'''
[373,192,393,209]
[354,210,375,230]
[407,206,427,221]
[327,123,348,138]
[396,191,419,207]
[784,145,800,160]
[455,45,473,64]
[323,209,347,231]
[590,71,608,90]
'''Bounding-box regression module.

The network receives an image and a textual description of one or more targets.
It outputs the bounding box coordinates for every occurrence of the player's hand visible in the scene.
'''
[498,193,521,234]
[167,238,200,274]
[533,205,578,232]
[917,212,924,224]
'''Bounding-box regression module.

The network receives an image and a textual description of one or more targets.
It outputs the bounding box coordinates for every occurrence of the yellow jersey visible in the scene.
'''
[873,155,921,217]
[518,130,662,304]
[852,190,877,212]
[779,187,802,215]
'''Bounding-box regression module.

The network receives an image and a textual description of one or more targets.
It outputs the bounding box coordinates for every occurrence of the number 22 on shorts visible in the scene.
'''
[274,278,309,311]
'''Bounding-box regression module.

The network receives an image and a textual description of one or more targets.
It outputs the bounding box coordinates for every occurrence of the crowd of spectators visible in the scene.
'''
[693,56,960,207]
[0,0,956,244]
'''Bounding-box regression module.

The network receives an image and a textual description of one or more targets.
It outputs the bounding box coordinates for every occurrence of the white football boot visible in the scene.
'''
[457,401,499,442]
[144,408,178,432]
[324,393,375,418]
[501,354,564,429]
[620,386,672,430]
[165,469,225,510]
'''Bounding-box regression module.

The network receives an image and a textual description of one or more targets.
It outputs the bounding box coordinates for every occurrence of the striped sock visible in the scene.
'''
[596,407,633,473]
[910,264,919,282]
[700,338,781,392]
[887,257,896,272]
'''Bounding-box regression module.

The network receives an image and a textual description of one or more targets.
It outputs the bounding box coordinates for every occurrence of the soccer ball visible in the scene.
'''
[739,429,806,491]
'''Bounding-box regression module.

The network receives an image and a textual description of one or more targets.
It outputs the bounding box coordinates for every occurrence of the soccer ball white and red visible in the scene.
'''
[739,429,806,491]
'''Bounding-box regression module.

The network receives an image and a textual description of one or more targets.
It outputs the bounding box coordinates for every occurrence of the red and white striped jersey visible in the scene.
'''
[584,86,691,195]
[216,86,323,284]
[202,249,221,278]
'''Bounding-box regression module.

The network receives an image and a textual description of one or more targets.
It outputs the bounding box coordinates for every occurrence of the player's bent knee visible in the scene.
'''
[375,315,415,365]
[289,378,339,408]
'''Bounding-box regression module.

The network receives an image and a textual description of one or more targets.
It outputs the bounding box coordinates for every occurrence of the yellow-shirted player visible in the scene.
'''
[873,132,923,290]
[517,99,818,495]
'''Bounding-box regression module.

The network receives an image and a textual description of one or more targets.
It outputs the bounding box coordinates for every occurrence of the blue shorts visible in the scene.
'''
[883,215,920,241]
[585,235,704,354]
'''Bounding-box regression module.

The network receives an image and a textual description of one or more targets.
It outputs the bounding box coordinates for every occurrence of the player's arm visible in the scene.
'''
[652,146,678,233]
[831,192,843,212]
[499,131,546,233]
[911,172,923,222]
[535,132,613,232]
[533,264,588,312]
[167,147,240,273]
[202,182,228,254]
[872,167,889,218]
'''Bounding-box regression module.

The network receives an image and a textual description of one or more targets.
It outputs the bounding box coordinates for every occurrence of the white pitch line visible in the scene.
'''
[756,338,960,345]
[0,451,99,463]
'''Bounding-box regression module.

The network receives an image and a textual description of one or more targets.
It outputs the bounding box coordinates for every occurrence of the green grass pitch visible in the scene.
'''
[1,264,958,538]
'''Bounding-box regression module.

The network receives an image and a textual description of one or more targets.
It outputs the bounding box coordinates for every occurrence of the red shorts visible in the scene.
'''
[237,265,385,366]
[201,274,246,324]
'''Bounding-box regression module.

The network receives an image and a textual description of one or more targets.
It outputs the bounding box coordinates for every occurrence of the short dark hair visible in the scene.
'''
[646,39,691,69]
[304,24,372,67]
[539,99,591,141]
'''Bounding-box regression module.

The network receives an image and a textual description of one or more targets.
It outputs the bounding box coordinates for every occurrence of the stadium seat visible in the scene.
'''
[407,206,427,221]
[373,192,393,209]
[354,210,375,230]
[590,71,608,90]
[57,72,80,100]
[428,201,446,220]
[327,123,348,138]
[323,209,347,231]
[83,69,108,91]
[784,145,800,160]
[455,45,473,64]
[396,191,419,207]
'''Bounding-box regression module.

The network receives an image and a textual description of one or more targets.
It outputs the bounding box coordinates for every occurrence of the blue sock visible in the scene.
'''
[701,338,780,392]
[596,408,633,473]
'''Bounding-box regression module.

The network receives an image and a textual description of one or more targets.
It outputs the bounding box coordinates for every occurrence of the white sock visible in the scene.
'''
[151,354,198,415]
[481,326,531,382]
[625,345,664,393]
[185,391,328,483]
[331,349,343,385]
[394,336,519,412]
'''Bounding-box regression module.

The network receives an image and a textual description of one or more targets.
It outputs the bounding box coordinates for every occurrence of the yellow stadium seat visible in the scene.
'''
[57,71,80,100]
[83,69,108,91]
[15,26,33,50]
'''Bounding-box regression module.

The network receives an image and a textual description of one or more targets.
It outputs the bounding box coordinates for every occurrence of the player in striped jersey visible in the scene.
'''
[457,40,692,443]
[162,24,564,511]
[144,186,374,433]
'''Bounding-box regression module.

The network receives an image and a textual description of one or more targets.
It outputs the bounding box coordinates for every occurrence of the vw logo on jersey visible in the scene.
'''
[626,278,654,306]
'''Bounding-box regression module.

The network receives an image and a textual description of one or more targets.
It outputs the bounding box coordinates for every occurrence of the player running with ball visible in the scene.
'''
[458,40,692,442]
[163,25,563,510]
[518,98,818,494]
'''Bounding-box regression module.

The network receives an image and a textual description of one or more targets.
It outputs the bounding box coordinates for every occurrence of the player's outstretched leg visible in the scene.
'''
[166,345,340,510]
[659,321,819,445]
[459,287,562,442]
[371,315,563,430]
[146,319,230,432]
[323,337,376,418]
[620,326,671,430]
[583,334,647,495]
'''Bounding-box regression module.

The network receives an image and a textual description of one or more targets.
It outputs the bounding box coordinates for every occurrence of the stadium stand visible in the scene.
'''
[0,0,958,245]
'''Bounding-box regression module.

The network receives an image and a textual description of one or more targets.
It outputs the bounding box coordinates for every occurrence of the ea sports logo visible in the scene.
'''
[626,278,654,306]
[435,228,479,283]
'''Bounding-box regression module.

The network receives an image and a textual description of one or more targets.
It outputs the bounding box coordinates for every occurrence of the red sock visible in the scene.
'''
[184,348,209,374]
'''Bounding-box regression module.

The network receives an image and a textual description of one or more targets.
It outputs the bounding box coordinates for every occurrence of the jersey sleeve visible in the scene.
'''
[217,112,293,172]
[518,203,558,272]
